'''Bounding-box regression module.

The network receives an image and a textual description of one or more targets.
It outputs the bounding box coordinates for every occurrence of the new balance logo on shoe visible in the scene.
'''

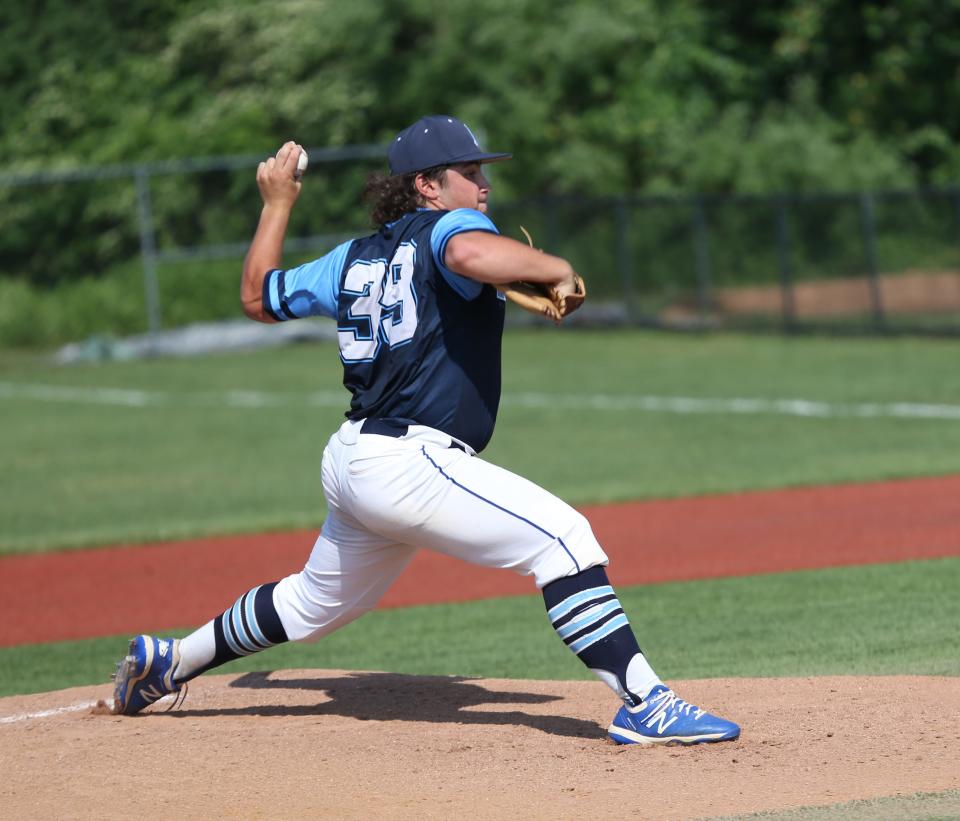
[644,702,706,735]
[139,684,166,704]
[644,710,678,735]
[158,640,170,658]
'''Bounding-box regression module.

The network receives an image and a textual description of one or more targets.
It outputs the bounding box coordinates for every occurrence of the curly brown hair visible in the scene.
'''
[362,165,447,226]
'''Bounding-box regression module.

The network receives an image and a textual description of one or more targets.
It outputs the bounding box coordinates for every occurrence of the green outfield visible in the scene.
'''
[1,559,957,698]
[1,328,959,554]
[1,327,958,698]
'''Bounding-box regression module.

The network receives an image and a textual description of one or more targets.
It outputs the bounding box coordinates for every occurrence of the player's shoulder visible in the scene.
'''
[434,208,499,236]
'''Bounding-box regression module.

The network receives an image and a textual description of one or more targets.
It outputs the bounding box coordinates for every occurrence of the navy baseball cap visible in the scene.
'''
[388,115,512,175]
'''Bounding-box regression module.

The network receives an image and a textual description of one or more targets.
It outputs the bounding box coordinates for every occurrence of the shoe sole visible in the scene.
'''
[112,636,154,715]
[607,724,740,746]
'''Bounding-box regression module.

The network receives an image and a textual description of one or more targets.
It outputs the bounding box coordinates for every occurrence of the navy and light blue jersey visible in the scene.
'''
[261,208,506,452]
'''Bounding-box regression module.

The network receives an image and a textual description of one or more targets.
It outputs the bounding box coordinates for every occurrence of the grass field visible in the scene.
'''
[1,327,958,699]
[1,328,959,554]
[2,559,957,698]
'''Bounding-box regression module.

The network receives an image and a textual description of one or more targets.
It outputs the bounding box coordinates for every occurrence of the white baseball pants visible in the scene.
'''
[273,419,608,642]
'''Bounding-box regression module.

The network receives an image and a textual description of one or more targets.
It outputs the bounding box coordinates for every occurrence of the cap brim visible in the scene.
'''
[459,152,512,166]
[389,152,513,176]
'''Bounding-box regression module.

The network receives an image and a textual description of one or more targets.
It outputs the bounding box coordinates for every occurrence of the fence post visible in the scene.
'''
[775,196,797,331]
[858,191,886,330]
[134,167,162,338]
[616,196,635,322]
[692,195,714,325]
[953,186,960,256]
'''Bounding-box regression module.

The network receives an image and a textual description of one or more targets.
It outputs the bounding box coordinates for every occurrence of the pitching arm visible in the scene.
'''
[241,141,304,322]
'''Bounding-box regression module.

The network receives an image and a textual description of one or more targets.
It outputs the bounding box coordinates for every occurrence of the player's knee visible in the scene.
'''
[565,510,594,541]
[558,510,603,557]
[273,570,377,643]
[530,512,608,588]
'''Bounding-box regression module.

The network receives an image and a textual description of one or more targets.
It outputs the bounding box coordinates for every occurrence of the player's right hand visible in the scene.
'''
[256,141,303,209]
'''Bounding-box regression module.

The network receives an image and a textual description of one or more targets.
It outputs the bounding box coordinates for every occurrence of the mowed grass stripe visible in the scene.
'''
[4,379,960,419]
[2,330,960,554]
[2,559,956,699]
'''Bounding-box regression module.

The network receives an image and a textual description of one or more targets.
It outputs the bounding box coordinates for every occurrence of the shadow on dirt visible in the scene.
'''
[159,670,607,740]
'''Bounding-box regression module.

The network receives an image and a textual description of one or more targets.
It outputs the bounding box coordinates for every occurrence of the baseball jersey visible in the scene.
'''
[261,208,506,452]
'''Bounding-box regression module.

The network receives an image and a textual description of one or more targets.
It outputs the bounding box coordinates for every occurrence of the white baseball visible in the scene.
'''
[296,150,309,179]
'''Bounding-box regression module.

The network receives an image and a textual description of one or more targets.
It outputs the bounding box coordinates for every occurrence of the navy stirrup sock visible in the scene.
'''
[542,566,646,706]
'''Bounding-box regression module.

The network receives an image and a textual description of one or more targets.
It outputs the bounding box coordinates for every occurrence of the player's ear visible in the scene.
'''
[414,170,444,204]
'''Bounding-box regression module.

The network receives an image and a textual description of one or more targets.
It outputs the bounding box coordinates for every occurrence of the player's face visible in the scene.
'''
[439,163,491,213]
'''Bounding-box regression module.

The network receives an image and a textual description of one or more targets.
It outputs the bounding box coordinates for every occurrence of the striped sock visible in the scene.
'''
[217,582,288,659]
[175,582,289,682]
[543,566,661,707]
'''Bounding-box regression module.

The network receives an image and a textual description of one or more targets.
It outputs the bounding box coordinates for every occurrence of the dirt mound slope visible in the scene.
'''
[2,672,957,820]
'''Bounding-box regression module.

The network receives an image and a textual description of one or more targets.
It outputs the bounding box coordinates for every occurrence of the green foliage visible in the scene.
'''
[4,0,958,182]
[649,84,915,196]
[0,177,141,289]
[1,0,959,300]
[1,559,957,696]
[0,261,151,346]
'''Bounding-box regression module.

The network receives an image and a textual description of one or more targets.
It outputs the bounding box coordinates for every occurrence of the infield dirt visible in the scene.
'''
[2,673,959,820]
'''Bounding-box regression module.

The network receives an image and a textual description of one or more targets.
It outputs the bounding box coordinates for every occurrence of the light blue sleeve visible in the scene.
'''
[261,240,352,320]
[430,209,500,300]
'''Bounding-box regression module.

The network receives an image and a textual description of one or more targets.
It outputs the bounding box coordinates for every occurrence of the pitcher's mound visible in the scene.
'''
[2,672,958,820]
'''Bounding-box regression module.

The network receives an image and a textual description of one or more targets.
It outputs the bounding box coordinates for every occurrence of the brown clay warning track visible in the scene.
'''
[3,475,959,647]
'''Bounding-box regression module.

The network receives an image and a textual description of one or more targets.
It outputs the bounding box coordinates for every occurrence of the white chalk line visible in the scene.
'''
[0,693,180,725]
[0,700,100,725]
[1,380,959,420]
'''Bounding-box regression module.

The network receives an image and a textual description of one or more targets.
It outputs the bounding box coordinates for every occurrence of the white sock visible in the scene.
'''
[174,620,216,681]
[625,654,663,703]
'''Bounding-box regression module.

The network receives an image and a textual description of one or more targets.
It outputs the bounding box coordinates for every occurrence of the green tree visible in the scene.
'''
[1,0,958,291]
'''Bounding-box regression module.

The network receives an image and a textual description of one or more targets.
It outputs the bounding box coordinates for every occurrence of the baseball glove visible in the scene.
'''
[497,227,587,322]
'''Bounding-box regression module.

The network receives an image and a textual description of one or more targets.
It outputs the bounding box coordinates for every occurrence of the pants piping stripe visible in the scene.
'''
[420,447,581,573]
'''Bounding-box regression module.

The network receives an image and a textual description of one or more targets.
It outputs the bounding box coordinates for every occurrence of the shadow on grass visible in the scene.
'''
[157,669,606,740]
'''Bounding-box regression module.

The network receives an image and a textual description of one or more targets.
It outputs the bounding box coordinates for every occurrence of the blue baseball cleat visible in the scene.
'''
[112,635,184,715]
[608,684,740,746]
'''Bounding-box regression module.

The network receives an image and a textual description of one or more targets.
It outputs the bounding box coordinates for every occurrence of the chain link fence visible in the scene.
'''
[2,151,959,340]
[494,188,960,334]
[0,146,385,341]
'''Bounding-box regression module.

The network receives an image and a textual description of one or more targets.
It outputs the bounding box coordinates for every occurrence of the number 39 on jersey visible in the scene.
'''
[337,241,420,363]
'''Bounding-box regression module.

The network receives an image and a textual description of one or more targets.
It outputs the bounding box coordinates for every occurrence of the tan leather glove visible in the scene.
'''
[496,227,587,322]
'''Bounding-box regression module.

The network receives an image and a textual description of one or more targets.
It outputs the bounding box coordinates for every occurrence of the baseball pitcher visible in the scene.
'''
[112,115,739,746]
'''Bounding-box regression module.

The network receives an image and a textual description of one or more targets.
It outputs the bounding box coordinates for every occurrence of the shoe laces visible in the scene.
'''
[164,682,189,712]
[647,689,704,719]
